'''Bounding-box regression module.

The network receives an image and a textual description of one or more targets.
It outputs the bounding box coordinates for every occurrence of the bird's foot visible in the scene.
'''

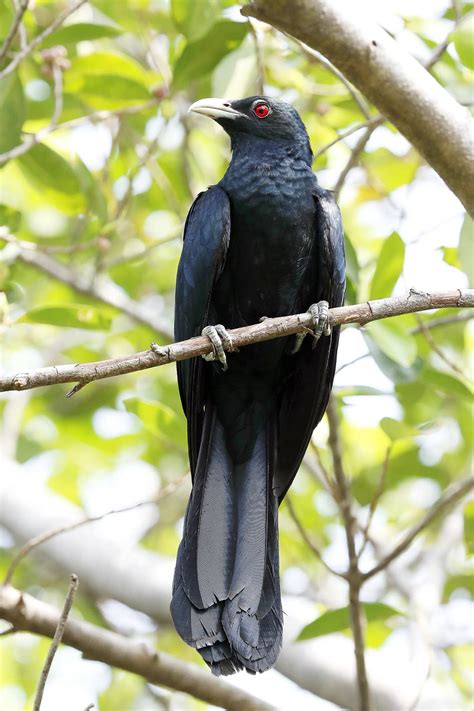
[201,324,233,371]
[292,301,331,353]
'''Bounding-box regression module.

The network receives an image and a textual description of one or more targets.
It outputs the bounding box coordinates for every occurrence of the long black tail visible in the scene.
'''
[171,406,282,675]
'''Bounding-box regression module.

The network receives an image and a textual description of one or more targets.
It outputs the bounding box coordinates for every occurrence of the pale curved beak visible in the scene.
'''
[189,98,240,120]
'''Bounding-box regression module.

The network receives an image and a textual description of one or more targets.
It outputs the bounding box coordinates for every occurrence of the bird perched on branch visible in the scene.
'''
[171,96,345,675]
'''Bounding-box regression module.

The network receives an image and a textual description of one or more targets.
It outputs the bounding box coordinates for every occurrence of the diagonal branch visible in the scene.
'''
[327,397,370,711]
[0,0,88,80]
[9,243,173,338]
[362,475,474,581]
[33,574,79,711]
[242,0,474,215]
[0,584,275,711]
[0,0,29,63]
[0,288,471,393]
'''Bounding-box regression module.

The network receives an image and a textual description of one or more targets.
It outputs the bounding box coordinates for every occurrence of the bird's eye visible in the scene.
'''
[253,103,270,119]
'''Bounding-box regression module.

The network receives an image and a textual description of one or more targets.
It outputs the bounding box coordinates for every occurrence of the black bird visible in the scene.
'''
[171,96,345,675]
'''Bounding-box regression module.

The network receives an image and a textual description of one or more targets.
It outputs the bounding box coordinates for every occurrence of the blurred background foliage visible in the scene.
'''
[0,0,473,709]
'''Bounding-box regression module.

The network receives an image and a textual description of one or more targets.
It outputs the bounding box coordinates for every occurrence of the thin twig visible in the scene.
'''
[414,313,468,379]
[3,238,173,338]
[363,475,474,581]
[285,496,346,578]
[333,117,385,198]
[358,446,391,559]
[0,288,472,394]
[313,115,383,161]
[0,0,29,62]
[103,231,181,270]
[327,397,370,711]
[3,476,187,586]
[336,353,369,374]
[297,41,371,119]
[0,62,63,164]
[33,573,79,711]
[410,311,474,333]
[309,442,337,495]
[0,0,88,80]
[0,585,275,711]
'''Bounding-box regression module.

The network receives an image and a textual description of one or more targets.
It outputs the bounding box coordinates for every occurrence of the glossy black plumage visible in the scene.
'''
[172,97,345,675]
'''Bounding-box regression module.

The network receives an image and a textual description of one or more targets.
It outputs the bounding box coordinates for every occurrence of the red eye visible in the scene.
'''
[253,103,270,119]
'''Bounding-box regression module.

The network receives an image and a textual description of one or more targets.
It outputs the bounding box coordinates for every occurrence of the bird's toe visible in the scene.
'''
[201,324,233,370]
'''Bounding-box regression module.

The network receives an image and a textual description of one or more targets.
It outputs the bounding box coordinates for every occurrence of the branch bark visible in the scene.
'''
[242,0,474,215]
[1,288,472,393]
[9,243,173,338]
[0,461,411,710]
[0,584,275,711]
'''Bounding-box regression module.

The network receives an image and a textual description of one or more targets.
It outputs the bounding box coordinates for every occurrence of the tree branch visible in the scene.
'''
[3,475,187,586]
[0,584,275,711]
[0,0,29,63]
[0,61,64,164]
[362,475,474,581]
[33,574,79,711]
[0,0,88,80]
[7,241,173,338]
[242,0,474,215]
[327,397,370,711]
[0,288,471,394]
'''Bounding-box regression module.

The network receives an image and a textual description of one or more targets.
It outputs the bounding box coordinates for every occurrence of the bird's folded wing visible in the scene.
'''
[174,186,231,476]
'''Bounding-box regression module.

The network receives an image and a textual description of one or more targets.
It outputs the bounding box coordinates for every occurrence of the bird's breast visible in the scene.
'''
[215,164,316,326]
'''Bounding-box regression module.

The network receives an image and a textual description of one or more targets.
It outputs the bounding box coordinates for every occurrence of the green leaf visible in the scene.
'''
[0,204,21,231]
[364,148,418,192]
[19,304,112,330]
[172,0,221,41]
[364,332,421,383]
[458,214,474,284]
[297,603,402,641]
[42,22,122,47]
[18,143,85,213]
[67,51,153,88]
[82,75,151,106]
[0,72,25,155]
[464,501,474,555]
[124,398,185,448]
[173,20,248,89]
[369,232,405,300]
[380,417,416,441]
[423,367,473,401]
[366,318,417,368]
[453,14,474,70]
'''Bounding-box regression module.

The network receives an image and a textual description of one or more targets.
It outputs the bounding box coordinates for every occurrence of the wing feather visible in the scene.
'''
[273,185,345,500]
[174,186,231,477]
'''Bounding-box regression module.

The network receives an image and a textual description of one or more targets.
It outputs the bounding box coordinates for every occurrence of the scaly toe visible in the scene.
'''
[201,325,229,370]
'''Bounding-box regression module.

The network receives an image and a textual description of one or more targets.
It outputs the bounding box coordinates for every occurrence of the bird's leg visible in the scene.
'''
[292,300,332,353]
[201,324,233,371]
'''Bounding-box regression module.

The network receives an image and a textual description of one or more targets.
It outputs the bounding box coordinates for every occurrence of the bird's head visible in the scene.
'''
[189,96,312,163]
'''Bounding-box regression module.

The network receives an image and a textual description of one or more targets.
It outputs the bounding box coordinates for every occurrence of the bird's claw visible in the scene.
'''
[292,300,331,353]
[308,301,331,347]
[201,324,233,371]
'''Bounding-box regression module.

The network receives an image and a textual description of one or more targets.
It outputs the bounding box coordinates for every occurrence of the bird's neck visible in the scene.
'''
[227,132,313,171]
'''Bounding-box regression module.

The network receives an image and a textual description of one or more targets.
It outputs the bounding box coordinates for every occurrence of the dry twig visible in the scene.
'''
[0,585,274,711]
[3,476,187,586]
[327,397,370,711]
[33,574,79,711]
